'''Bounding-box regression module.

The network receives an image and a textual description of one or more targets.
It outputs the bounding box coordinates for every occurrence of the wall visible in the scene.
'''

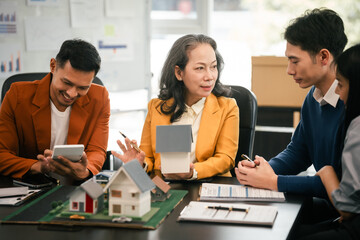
[251,56,308,159]
[251,56,308,108]
[0,0,150,93]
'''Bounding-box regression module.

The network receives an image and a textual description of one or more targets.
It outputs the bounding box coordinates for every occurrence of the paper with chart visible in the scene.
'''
[199,183,285,202]
[178,201,278,226]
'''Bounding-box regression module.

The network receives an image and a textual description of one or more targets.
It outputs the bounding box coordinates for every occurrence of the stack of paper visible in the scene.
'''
[178,201,278,226]
[0,187,41,206]
[199,183,285,202]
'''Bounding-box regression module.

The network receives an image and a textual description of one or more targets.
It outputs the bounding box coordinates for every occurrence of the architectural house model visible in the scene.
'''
[68,179,104,214]
[151,175,171,202]
[95,170,115,186]
[103,159,156,217]
[156,124,192,174]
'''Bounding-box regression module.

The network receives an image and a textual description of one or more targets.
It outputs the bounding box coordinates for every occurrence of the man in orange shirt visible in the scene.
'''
[0,39,110,184]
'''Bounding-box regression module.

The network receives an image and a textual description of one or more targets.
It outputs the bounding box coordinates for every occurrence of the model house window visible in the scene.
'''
[112,190,122,198]
[95,200,98,209]
[131,193,136,198]
[72,202,78,209]
[113,204,121,214]
[132,206,135,210]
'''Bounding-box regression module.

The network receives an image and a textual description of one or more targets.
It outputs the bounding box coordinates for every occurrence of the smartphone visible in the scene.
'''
[13,174,55,189]
[52,144,84,162]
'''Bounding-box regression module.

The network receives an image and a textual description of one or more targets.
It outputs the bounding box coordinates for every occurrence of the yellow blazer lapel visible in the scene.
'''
[196,94,222,161]
[32,74,52,152]
[67,95,90,144]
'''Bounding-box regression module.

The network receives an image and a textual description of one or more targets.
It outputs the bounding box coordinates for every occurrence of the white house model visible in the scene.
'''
[68,179,104,214]
[156,124,192,174]
[103,159,155,217]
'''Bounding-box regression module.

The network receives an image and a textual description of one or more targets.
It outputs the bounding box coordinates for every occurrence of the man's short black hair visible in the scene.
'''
[284,8,348,59]
[55,39,101,75]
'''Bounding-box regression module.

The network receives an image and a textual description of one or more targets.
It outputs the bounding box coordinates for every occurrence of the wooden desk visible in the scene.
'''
[0,176,303,240]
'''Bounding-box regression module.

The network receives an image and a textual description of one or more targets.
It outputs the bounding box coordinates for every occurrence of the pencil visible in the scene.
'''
[119,131,141,153]
[206,206,249,213]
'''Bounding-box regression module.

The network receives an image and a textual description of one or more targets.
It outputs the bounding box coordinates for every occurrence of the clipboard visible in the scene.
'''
[178,201,278,226]
[0,188,43,206]
[199,183,286,202]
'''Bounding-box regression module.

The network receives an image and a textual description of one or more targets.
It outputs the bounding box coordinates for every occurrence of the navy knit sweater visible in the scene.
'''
[269,86,344,198]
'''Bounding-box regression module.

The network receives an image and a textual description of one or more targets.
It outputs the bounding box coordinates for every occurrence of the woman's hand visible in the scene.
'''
[112,138,146,167]
[163,163,195,180]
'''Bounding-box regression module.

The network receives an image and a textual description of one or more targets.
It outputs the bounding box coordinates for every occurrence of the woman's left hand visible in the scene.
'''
[315,165,335,179]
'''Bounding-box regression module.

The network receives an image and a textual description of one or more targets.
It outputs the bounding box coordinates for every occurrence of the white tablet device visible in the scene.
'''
[52,144,84,162]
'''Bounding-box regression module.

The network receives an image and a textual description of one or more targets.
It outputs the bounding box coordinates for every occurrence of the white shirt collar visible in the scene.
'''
[185,97,206,115]
[313,79,339,107]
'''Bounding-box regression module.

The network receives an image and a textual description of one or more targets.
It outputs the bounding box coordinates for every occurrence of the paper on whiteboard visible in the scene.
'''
[70,0,102,28]
[0,43,22,78]
[24,16,71,51]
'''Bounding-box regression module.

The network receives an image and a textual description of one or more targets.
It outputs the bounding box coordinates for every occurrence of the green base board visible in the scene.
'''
[2,185,187,229]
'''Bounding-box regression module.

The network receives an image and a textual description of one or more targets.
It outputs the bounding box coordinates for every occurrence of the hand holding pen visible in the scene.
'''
[119,131,141,152]
[241,154,260,167]
[111,131,145,165]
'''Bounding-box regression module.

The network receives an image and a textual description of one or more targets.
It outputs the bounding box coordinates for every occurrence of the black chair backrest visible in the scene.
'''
[227,85,258,176]
[1,72,104,103]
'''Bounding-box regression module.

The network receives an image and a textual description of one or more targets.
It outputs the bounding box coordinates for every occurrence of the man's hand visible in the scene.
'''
[47,152,90,180]
[235,155,278,190]
[30,153,52,175]
[163,163,194,180]
[240,156,260,168]
[111,138,145,166]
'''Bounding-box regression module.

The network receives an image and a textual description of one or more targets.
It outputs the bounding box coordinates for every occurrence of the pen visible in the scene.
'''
[241,154,255,163]
[119,131,141,153]
[206,206,249,213]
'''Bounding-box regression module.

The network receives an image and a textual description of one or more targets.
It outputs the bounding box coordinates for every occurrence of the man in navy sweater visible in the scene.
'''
[235,9,347,199]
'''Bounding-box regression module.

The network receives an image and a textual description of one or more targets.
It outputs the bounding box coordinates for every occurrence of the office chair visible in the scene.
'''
[1,72,104,103]
[227,85,258,177]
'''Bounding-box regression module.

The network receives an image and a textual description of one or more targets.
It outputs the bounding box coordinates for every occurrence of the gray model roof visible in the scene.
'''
[123,160,155,193]
[156,124,192,153]
[79,179,103,199]
[104,159,155,193]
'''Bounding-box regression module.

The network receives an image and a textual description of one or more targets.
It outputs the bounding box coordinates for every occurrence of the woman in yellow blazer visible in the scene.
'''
[113,34,239,180]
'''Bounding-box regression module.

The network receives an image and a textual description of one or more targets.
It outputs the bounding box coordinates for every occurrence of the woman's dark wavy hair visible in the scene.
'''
[335,44,360,134]
[158,34,231,123]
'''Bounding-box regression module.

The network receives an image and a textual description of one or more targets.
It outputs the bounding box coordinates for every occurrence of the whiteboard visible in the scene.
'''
[0,0,151,93]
